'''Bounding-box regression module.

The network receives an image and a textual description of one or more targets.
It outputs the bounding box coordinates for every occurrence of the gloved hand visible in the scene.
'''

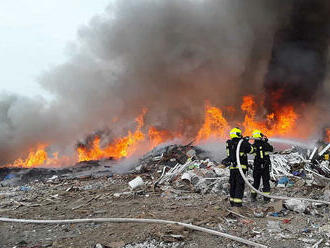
[221,158,231,167]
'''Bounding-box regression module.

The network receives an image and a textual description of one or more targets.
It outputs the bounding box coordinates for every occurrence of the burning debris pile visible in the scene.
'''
[3,96,329,170]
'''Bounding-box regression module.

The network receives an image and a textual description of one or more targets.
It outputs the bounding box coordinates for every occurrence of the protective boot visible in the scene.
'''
[251,193,257,202]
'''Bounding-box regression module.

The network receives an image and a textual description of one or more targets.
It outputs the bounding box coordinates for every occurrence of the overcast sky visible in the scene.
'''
[0,0,110,97]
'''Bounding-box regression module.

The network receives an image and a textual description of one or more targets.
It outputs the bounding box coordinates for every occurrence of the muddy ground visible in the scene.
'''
[0,173,329,248]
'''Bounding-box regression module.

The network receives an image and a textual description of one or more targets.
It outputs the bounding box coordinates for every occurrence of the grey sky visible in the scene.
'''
[0,0,110,97]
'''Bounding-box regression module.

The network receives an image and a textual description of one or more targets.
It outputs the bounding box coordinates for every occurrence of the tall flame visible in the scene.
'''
[271,106,298,135]
[196,102,230,142]
[240,95,299,137]
[4,95,309,168]
[241,95,266,136]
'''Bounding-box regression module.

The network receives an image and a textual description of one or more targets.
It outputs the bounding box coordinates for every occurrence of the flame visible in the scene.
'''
[196,102,230,142]
[5,145,71,168]
[148,126,172,148]
[77,109,146,161]
[76,109,173,162]
[241,95,267,136]
[4,95,309,168]
[325,128,330,143]
[195,96,300,143]
[240,95,299,137]
[271,106,298,135]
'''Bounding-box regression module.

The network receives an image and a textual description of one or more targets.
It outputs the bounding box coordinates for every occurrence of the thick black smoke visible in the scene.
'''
[264,0,330,112]
[1,0,327,165]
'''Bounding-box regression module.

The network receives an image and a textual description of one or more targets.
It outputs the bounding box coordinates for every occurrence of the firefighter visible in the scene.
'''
[314,139,330,162]
[250,129,274,203]
[222,127,254,207]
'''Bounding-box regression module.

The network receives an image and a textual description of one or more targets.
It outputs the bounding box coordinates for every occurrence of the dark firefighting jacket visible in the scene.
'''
[253,139,274,169]
[222,138,254,170]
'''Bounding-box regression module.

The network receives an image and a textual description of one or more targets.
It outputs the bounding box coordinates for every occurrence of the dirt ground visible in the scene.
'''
[0,174,329,248]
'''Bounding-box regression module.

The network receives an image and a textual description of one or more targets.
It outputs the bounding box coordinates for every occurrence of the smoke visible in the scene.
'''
[264,0,330,112]
[2,0,327,165]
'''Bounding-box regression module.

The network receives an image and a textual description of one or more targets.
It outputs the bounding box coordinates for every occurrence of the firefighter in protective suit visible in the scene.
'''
[251,130,274,202]
[222,128,254,207]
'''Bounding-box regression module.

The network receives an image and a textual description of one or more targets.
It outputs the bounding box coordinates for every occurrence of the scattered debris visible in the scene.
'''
[0,143,329,247]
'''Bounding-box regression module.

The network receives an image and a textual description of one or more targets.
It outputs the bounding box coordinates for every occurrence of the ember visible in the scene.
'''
[325,128,330,143]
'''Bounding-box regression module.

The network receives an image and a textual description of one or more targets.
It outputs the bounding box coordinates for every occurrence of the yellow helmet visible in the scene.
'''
[230,127,242,139]
[252,129,263,139]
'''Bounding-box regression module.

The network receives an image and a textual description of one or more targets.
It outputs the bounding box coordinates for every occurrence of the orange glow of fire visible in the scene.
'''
[77,110,146,161]
[240,95,299,137]
[325,128,330,143]
[76,109,173,162]
[196,102,230,142]
[5,95,308,168]
[241,95,266,136]
[148,126,172,148]
[196,96,300,142]
[270,105,298,135]
[5,145,71,168]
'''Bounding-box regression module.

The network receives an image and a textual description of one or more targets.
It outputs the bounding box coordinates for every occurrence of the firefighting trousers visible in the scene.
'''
[229,169,247,206]
[252,166,270,194]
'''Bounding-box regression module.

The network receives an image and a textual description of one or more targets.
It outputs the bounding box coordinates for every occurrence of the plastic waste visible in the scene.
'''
[278,176,289,185]
[128,176,145,190]
[267,221,281,232]
[20,186,30,191]
[4,174,16,180]
[285,199,308,213]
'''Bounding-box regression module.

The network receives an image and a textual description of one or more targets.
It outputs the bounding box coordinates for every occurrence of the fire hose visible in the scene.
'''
[236,139,330,205]
[0,217,267,248]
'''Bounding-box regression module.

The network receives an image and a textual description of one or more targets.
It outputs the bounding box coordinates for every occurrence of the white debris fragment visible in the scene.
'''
[267,221,281,233]
[128,176,145,190]
[213,167,228,177]
[323,190,330,202]
[319,225,330,238]
[186,149,196,158]
[284,199,308,213]
[270,152,306,179]
[181,172,193,183]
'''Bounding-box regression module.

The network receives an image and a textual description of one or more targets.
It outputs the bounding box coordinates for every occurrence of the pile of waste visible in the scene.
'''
[270,151,307,179]
[269,147,330,182]
[121,143,329,200]
[134,143,214,173]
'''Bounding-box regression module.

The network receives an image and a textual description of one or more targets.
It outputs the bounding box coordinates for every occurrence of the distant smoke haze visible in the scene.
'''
[0,0,329,164]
